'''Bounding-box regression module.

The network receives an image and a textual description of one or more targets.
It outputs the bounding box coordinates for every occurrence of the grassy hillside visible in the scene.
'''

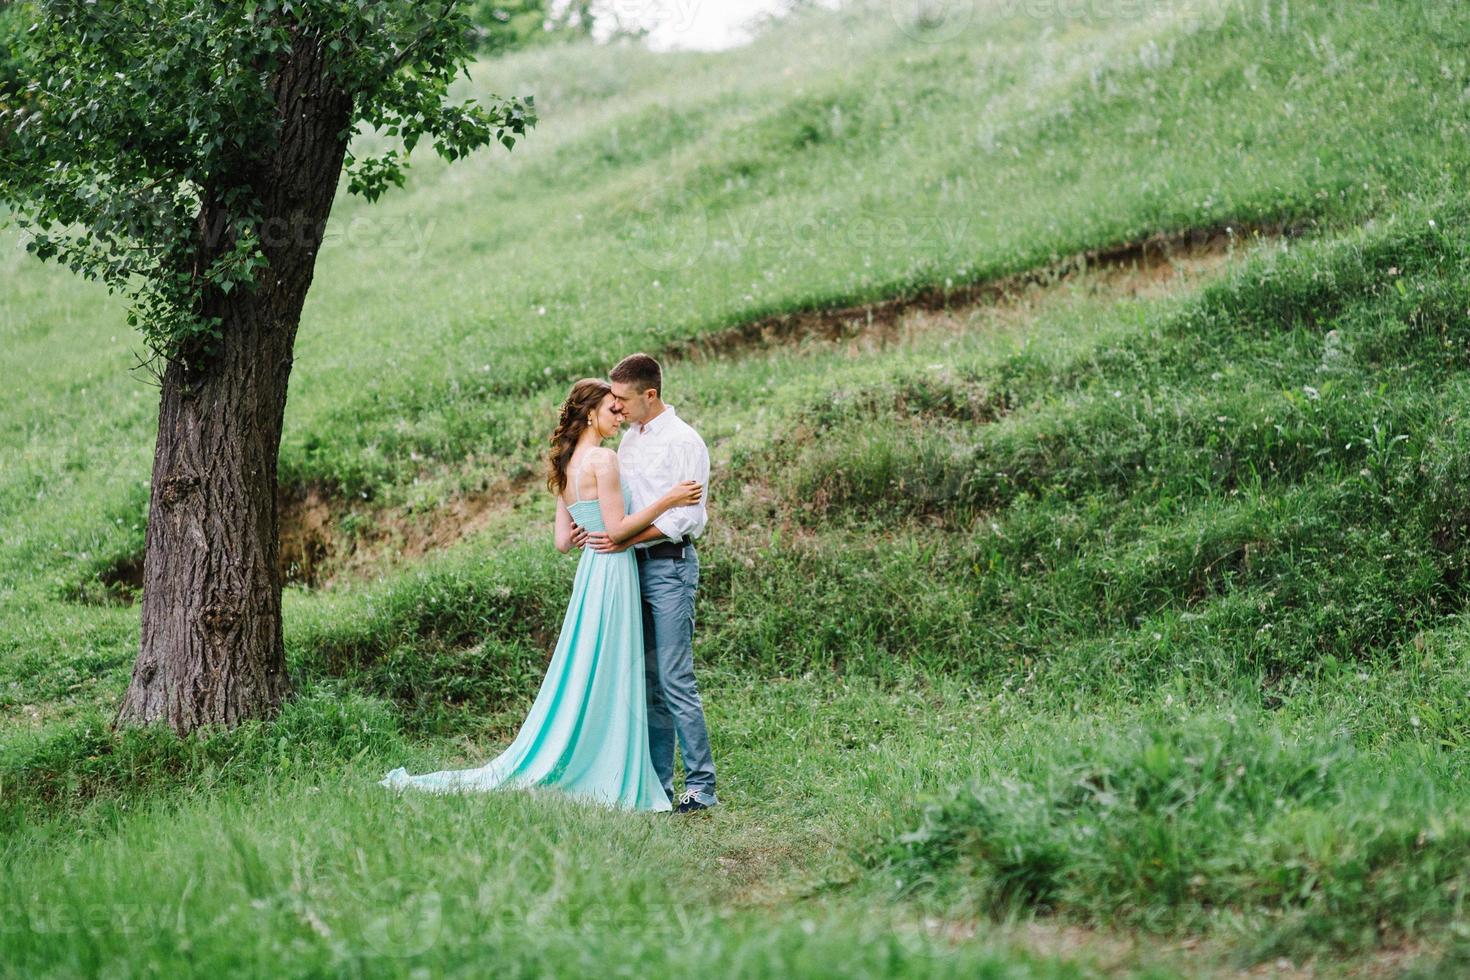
[4,0,1470,974]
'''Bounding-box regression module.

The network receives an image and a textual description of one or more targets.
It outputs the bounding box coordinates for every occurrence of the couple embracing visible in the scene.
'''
[380,353,718,814]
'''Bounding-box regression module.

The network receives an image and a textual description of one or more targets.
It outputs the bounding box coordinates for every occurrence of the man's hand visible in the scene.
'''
[570,522,590,549]
[587,532,631,554]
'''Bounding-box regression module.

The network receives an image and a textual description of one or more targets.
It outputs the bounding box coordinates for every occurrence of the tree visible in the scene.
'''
[461,2,658,54]
[0,0,535,735]
[0,3,26,106]
[464,1,594,56]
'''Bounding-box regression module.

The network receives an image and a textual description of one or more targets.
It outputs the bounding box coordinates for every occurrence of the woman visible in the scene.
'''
[379,378,703,812]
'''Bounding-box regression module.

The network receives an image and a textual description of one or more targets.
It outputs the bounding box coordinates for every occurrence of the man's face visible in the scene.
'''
[609,380,651,425]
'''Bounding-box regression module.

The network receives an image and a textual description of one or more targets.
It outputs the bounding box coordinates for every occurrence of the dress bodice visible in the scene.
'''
[566,478,631,533]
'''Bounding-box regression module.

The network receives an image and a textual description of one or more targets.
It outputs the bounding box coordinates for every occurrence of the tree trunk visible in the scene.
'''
[114,32,353,734]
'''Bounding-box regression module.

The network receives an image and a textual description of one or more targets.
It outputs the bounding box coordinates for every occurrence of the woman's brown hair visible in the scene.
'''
[546,378,612,495]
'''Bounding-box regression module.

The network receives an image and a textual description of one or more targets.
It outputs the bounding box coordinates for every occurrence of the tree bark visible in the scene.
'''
[114,31,353,734]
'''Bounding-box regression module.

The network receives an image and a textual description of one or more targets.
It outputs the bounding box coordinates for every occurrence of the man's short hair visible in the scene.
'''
[609,352,663,396]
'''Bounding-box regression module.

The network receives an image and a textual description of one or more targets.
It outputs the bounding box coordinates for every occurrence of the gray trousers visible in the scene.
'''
[637,546,717,804]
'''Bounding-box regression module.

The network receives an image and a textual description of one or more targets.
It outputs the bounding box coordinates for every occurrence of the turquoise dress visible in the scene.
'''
[379,472,671,812]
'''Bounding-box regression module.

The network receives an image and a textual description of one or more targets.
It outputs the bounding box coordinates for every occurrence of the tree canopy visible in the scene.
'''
[0,0,535,364]
[0,3,27,107]
[466,1,598,56]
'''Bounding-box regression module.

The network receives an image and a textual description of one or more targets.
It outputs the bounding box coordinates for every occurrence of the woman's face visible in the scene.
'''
[590,391,621,440]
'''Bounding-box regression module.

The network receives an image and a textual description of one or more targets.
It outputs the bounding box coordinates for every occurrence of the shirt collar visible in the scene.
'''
[637,403,677,436]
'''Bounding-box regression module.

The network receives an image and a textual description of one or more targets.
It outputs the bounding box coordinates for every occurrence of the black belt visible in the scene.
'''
[636,535,694,560]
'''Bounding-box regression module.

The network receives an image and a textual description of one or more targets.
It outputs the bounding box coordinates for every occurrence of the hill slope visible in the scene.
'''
[4,0,1470,974]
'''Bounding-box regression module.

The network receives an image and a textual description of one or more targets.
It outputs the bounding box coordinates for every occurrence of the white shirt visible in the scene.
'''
[617,403,709,548]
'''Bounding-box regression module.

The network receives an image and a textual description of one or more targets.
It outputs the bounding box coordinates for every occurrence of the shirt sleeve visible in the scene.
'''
[651,429,710,541]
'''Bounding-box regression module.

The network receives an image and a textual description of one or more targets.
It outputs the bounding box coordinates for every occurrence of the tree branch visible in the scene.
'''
[390,0,460,72]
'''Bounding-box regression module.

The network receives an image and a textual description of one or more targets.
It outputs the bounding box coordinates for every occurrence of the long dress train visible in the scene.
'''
[378,479,671,812]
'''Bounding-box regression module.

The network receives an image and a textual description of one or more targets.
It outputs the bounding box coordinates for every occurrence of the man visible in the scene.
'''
[572,352,718,813]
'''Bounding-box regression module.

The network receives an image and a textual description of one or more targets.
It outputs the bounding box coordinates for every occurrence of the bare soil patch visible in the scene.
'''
[660,221,1301,362]
[77,474,534,605]
[279,475,533,590]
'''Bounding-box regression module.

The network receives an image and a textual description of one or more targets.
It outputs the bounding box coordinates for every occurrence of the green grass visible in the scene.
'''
[868,707,1470,959]
[5,0,1470,974]
[1,673,1108,978]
